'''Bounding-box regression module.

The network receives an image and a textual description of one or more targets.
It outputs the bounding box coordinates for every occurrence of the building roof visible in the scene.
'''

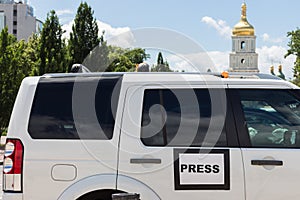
[232,3,255,36]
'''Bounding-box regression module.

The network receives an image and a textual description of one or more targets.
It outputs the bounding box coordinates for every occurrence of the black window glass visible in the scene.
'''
[238,89,300,147]
[28,76,122,139]
[141,89,227,147]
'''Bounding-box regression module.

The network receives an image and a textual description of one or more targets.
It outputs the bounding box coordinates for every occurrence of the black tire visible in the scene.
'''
[77,190,124,200]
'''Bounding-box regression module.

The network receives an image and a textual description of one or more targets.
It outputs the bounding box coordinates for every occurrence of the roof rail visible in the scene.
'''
[41,71,283,80]
[70,64,91,73]
[211,72,282,80]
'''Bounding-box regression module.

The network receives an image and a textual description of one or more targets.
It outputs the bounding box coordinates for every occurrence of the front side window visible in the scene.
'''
[141,89,227,147]
[239,89,300,147]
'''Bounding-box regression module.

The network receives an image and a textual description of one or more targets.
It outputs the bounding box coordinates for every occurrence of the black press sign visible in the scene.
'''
[173,149,230,190]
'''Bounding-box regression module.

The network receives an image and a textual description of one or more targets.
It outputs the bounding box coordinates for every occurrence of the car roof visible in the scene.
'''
[41,72,298,89]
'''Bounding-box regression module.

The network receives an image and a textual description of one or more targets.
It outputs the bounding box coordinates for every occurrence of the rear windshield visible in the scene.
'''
[28,75,122,140]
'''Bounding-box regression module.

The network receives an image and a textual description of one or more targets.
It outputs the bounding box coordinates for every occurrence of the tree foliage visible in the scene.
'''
[123,48,150,64]
[38,10,68,75]
[26,34,41,76]
[157,52,164,65]
[285,28,300,84]
[151,52,173,72]
[107,47,149,72]
[69,2,100,66]
[0,28,31,129]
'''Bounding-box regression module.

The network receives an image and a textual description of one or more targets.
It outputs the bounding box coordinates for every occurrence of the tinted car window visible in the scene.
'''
[28,75,122,139]
[141,89,227,147]
[238,89,300,147]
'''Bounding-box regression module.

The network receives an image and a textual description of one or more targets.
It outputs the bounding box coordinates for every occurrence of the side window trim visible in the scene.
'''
[225,89,240,147]
[159,90,168,146]
[227,89,252,148]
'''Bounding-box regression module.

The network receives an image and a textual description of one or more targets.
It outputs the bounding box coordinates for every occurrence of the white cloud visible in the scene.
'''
[257,46,295,79]
[165,51,226,73]
[97,21,134,48]
[97,20,130,39]
[62,20,132,43]
[207,51,230,71]
[56,9,73,17]
[167,55,193,72]
[262,33,270,41]
[262,33,285,44]
[201,16,231,39]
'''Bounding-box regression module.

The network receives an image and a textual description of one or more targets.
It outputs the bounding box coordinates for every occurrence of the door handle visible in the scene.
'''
[130,158,162,164]
[251,160,283,166]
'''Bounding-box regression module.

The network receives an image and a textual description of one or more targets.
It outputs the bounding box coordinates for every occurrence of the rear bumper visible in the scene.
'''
[2,193,23,200]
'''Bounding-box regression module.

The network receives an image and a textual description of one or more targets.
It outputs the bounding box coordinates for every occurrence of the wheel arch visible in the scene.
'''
[58,174,117,200]
[58,174,161,200]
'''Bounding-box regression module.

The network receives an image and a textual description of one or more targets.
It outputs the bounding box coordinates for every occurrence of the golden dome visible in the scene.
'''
[232,3,255,36]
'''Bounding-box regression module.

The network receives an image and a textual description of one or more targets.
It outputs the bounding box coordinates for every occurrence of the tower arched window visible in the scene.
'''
[241,41,246,50]
[241,59,246,64]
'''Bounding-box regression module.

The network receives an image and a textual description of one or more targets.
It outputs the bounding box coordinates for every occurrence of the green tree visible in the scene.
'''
[107,55,134,72]
[151,52,173,72]
[69,2,100,67]
[0,28,31,129]
[0,27,16,129]
[26,34,41,75]
[157,52,164,65]
[123,48,150,64]
[285,28,300,84]
[38,10,67,75]
[107,47,149,72]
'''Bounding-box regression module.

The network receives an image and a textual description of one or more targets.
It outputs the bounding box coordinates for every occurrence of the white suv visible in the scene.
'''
[3,72,300,200]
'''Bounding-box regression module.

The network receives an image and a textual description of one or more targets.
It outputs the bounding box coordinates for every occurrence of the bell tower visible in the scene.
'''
[230,3,259,72]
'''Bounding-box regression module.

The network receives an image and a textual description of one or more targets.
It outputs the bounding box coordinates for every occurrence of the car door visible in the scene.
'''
[117,85,245,200]
[230,88,300,200]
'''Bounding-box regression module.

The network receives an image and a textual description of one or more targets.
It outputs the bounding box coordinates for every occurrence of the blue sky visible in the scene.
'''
[29,0,299,78]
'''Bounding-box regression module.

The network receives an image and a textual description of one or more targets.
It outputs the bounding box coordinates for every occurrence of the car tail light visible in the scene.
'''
[3,139,24,192]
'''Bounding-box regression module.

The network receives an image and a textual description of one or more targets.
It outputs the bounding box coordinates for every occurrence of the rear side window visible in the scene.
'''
[141,89,228,147]
[28,76,122,140]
